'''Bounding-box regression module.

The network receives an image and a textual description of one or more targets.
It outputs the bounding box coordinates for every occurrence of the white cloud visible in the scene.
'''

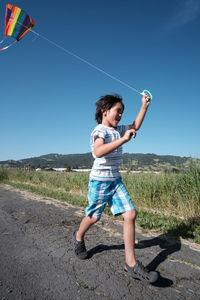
[166,0,200,31]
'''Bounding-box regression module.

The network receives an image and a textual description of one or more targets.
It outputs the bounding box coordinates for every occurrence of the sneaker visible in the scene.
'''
[124,261,159,283]
[73,231,88,259]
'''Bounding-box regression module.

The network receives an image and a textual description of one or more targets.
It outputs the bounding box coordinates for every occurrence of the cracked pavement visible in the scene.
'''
[0,184,200,300]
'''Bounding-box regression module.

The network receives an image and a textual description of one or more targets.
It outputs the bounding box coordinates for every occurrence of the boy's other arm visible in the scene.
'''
[94,129,136,158]
[130,94,150,131]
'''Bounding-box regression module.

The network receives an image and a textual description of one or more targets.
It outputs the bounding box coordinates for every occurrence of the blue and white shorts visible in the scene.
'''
[85,177,135,219]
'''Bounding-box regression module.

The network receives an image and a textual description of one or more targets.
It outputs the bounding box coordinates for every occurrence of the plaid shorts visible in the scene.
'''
[85,177,135,219]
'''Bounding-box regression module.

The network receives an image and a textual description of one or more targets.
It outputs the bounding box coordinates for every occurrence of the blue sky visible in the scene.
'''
[0,0,200,161]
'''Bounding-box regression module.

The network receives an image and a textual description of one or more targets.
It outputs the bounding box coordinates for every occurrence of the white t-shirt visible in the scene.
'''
[90,124,129,181]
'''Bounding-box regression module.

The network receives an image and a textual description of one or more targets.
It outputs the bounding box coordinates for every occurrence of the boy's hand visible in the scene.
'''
[142,94,151,108]
[123,129,136,143]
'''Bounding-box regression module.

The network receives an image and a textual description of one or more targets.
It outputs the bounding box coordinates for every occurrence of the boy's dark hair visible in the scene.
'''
[95,94,124,124]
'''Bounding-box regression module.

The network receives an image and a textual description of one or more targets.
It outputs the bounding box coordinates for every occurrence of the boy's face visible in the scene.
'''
[102,102,124,127]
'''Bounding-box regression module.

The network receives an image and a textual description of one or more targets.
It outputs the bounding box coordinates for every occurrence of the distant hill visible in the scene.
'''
[0,153,93,169]
[0,153,196,171]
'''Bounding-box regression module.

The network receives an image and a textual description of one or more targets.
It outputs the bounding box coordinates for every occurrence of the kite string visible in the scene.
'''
[30,29,141,94]
[6,17,142,95]
[31,29,142,94]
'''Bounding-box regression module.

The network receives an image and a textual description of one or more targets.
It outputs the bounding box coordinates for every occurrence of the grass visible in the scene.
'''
[122,164,200,220]
[0,163,200,244]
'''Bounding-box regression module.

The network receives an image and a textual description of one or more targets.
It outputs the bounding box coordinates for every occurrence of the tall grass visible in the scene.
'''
[2,169,89,196]
[1,161,199,220]
[0,167,8,181]
[1,163,200,243]
[123,163,200,220]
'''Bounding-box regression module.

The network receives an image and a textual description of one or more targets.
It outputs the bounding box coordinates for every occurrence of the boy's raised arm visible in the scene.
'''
[130,94,151,131]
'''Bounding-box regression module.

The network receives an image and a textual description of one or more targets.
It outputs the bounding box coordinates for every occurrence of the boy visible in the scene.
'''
[73,94,158,283]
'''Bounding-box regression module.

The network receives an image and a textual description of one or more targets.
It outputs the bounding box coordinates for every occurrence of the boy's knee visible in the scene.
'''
[123,209,137,221]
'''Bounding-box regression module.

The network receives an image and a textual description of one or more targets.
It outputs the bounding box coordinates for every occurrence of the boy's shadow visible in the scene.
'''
[87,233,181,288]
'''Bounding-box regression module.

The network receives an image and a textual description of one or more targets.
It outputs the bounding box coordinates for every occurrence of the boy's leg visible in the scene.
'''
[78,178,107,241]
[122,209,159,283]
[73,216,99,259]
[122,210,137,267]
[73,179,108,259]
[109,179,136,266]
[76,216,99,241]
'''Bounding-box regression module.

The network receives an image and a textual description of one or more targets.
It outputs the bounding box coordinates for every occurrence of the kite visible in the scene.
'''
[0,3,35,51]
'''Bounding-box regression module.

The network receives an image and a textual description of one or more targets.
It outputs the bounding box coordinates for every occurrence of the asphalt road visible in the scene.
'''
[0,184,200,300]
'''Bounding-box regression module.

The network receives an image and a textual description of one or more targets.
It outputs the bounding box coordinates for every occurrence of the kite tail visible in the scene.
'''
[0,40,17,51]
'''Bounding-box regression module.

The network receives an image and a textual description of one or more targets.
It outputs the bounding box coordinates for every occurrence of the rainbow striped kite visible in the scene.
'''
[0,4,35,51]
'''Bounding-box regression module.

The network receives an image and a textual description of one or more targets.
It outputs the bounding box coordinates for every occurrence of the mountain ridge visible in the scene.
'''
[0,152,196,171]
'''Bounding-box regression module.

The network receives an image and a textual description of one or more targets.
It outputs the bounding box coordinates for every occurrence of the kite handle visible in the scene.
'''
[141,89,153,102]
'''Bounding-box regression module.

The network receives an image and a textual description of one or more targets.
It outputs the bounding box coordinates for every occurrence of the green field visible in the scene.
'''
[1,163,200,243]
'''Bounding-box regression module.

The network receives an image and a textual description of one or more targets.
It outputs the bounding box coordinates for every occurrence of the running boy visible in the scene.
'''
[73,94,158,283]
